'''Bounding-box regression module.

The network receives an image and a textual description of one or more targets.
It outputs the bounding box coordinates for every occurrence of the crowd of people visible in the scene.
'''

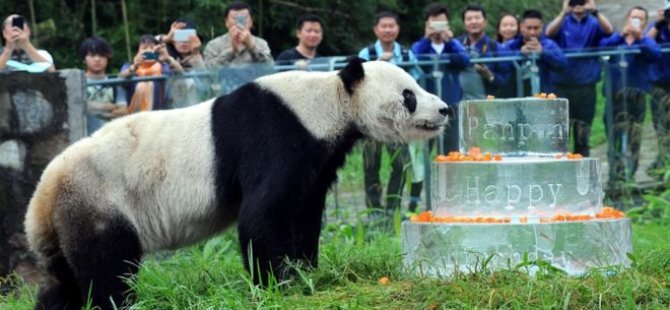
[1,0,670,216]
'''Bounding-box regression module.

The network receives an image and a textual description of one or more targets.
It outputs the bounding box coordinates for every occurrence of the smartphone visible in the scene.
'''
[429,21,449,32]
[173,29,196,42]
[630,17,641,29]
[234,15,247,27]
[11,16,24,29]
[143,51,158,60]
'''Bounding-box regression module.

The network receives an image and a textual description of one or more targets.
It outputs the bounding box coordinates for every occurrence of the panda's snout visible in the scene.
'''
[440,106,454,118]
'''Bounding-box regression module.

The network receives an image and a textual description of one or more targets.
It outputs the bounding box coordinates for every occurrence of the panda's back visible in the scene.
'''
[54,101,224,251]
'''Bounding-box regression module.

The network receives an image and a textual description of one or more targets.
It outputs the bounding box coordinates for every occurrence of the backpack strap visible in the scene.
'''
[367,45,378,60]
[368,44,410,62]
[400,46,410,63]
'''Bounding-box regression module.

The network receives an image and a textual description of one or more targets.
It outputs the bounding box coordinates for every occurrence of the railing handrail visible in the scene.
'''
[86,47,667,86]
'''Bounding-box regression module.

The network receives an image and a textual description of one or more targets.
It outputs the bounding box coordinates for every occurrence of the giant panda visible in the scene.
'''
[24,58,449,310]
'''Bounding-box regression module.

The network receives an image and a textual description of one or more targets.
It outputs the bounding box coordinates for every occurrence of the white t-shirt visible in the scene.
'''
[37,50,54,64]
[431,42,445,54]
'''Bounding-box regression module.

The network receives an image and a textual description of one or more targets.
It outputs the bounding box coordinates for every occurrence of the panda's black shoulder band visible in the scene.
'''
[338,57,365,95]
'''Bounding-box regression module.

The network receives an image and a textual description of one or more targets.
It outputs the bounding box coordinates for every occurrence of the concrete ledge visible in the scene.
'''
[402,218,632,277]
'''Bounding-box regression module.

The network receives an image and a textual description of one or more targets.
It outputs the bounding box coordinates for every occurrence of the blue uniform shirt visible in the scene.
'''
[548,13,610,85]
[652,25,670,83]
[357,40,422,80]
[599,33,661,93]
[410,37,470,105]
[456,34,514,88]
[505,36,568,93]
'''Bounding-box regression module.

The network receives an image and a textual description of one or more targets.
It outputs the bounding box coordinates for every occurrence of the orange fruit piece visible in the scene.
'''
[435,155,450,162]
[378,277,390,286]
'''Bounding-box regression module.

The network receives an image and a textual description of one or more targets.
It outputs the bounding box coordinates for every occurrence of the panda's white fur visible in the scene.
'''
[257,61,447,142]
[25,102,221,255]
[24,59,448,310]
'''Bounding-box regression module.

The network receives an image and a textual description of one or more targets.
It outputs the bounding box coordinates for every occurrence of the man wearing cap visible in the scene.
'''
[0,14,55,72]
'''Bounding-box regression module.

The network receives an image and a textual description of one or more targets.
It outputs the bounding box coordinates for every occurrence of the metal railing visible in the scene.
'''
[85,46,668,210]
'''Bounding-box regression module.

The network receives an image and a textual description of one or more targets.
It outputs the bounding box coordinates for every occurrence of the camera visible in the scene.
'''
[173,29,196,42]
[234,15,247,27]
[11,16,24,29]
[630,17,641,29]
[429,21,449,32]
[568,0,586,6]
[142,51,158,61]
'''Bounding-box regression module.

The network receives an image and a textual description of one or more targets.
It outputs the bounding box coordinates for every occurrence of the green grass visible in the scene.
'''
[2,220,668,309]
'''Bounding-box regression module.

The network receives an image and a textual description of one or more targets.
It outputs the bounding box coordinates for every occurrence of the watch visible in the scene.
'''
[591,9,599,17]
[488,75,495,83]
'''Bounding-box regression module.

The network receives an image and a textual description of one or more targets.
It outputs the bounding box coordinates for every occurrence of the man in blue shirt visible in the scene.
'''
[545,0,614,156]
[599,6,661,190]
[456,4,514,101]
[408,3,470,212]
[505,9,567,96]
[646,5,670,176]
[358,11,416,218]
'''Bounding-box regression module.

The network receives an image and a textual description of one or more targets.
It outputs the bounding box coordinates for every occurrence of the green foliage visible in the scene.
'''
[628,188,670,224]
[1,0,559,72]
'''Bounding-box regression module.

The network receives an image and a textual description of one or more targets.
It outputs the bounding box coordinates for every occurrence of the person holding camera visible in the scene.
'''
[0,14,54,72]
[158,18,204,71]
[407,3,470,212]
[203,1,273,68]
[599,6,661,191]
[505,9,567,96]
[545,0,614,157]
[119,35,179,113]
[645,4,670,177]
[156,18,207,108]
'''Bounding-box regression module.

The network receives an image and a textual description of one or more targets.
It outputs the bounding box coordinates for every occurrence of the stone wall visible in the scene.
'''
[0,69,86,284]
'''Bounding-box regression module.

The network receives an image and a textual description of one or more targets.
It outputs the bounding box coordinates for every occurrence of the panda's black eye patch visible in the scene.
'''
[402,89,417,113]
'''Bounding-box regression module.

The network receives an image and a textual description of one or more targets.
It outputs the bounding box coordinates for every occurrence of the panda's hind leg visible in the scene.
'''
[56,207,143,310]
[35,251,82,310]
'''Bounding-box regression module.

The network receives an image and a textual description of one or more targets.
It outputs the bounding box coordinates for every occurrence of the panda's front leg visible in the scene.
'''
[237,195,298,286]
[293,192,327,268]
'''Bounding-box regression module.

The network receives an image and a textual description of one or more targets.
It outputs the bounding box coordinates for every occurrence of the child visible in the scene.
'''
[79,37,127,134]
[119,35,179,113]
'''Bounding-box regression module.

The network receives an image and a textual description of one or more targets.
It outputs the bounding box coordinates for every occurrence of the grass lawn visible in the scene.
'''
[1,220,668,309]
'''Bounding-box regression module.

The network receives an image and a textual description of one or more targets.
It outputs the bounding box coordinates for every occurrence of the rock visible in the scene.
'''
[0,140,26,171]
[0,69,86,283]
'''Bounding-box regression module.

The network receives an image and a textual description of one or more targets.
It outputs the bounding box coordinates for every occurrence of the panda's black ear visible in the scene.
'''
[338,57,365,95]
